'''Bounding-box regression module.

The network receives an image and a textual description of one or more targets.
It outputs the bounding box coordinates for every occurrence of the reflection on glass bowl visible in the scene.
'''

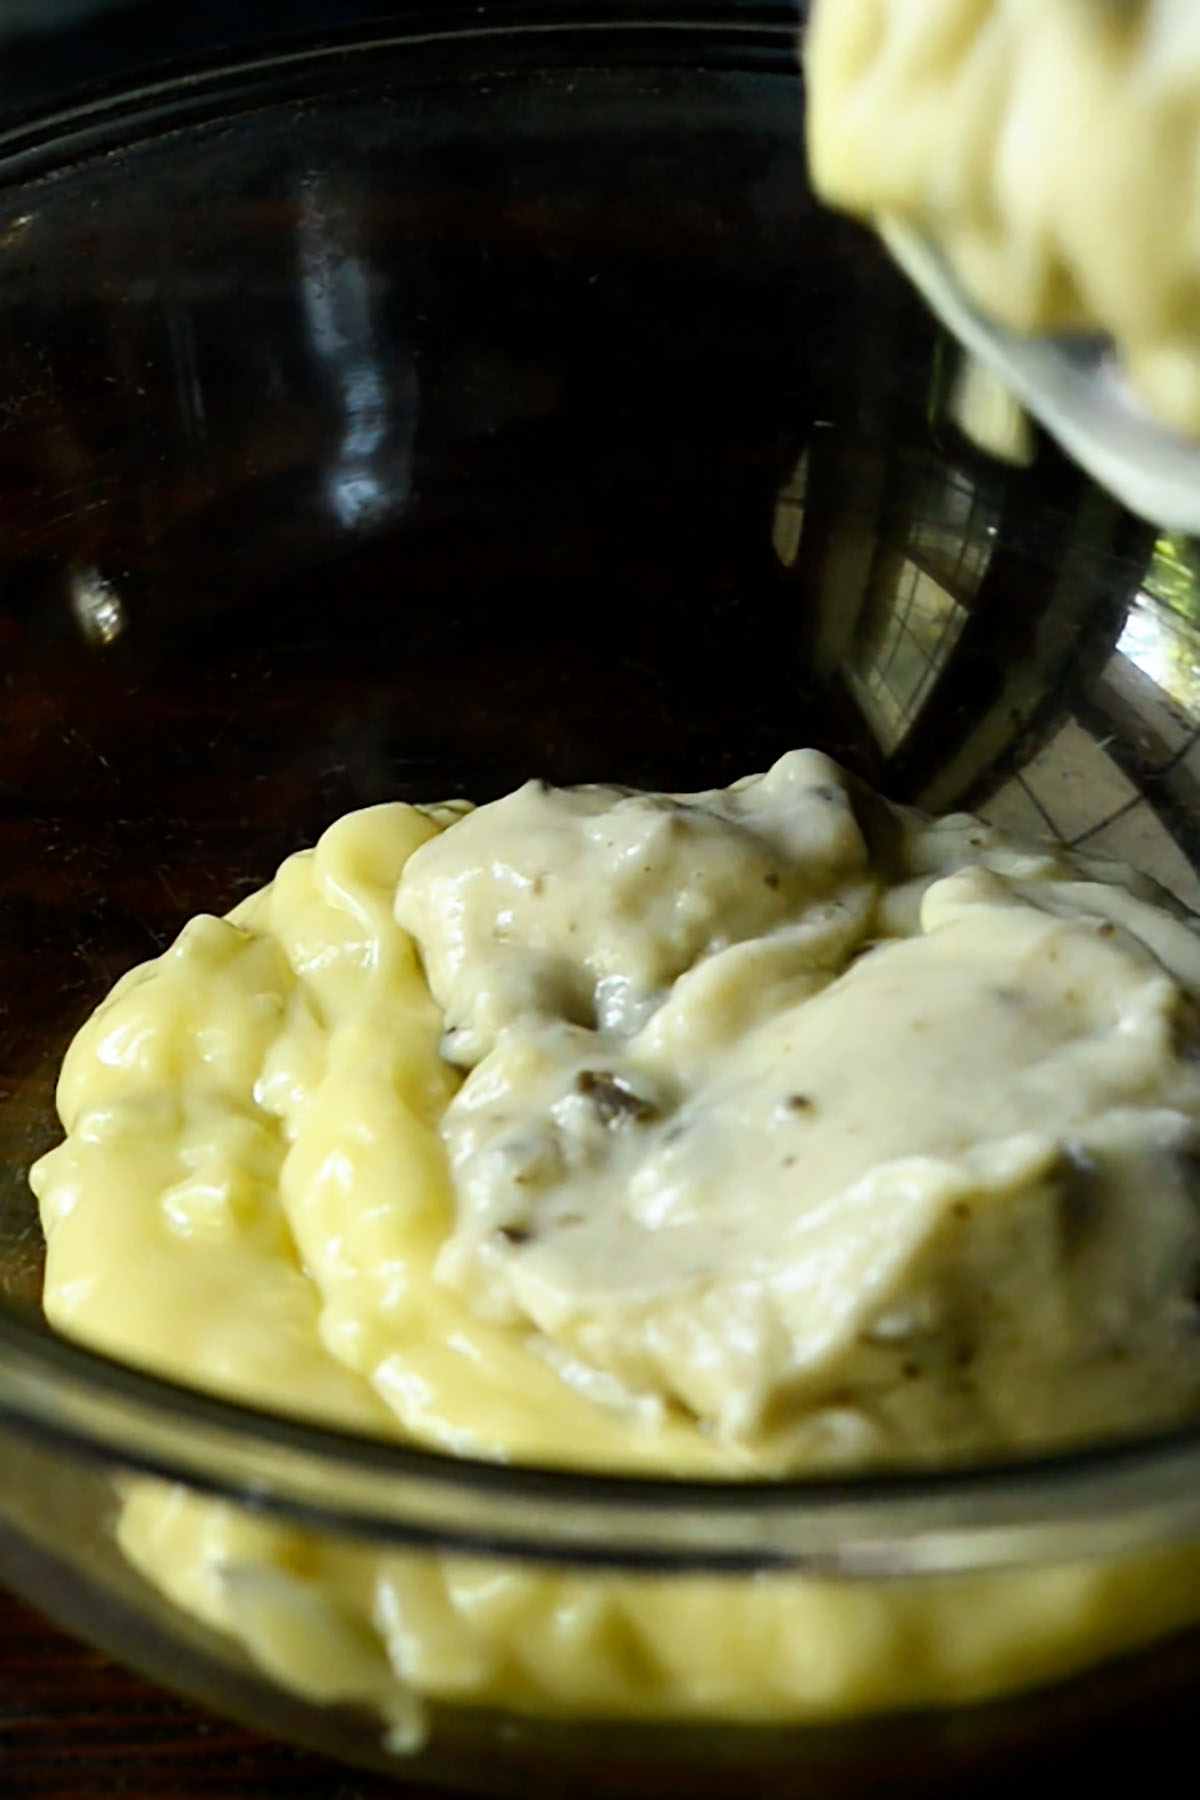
[3,7,1200,1795]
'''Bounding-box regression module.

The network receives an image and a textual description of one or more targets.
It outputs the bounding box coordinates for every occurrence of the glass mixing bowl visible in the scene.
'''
[4,6,1200,1793]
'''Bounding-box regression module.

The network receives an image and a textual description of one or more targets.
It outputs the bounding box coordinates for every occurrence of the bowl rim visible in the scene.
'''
[6,1308,1200,1575]
[6,3,1200,1579]
[0,1,805,183]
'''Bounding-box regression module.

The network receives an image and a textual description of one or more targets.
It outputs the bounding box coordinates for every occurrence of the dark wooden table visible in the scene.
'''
[0,1585,414,1800]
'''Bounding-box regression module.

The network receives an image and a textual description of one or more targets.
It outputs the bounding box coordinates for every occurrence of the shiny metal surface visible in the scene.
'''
[883,219,1200,538]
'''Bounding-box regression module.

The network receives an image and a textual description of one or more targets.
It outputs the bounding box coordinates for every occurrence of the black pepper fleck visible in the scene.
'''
[576,1069,659,1125]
